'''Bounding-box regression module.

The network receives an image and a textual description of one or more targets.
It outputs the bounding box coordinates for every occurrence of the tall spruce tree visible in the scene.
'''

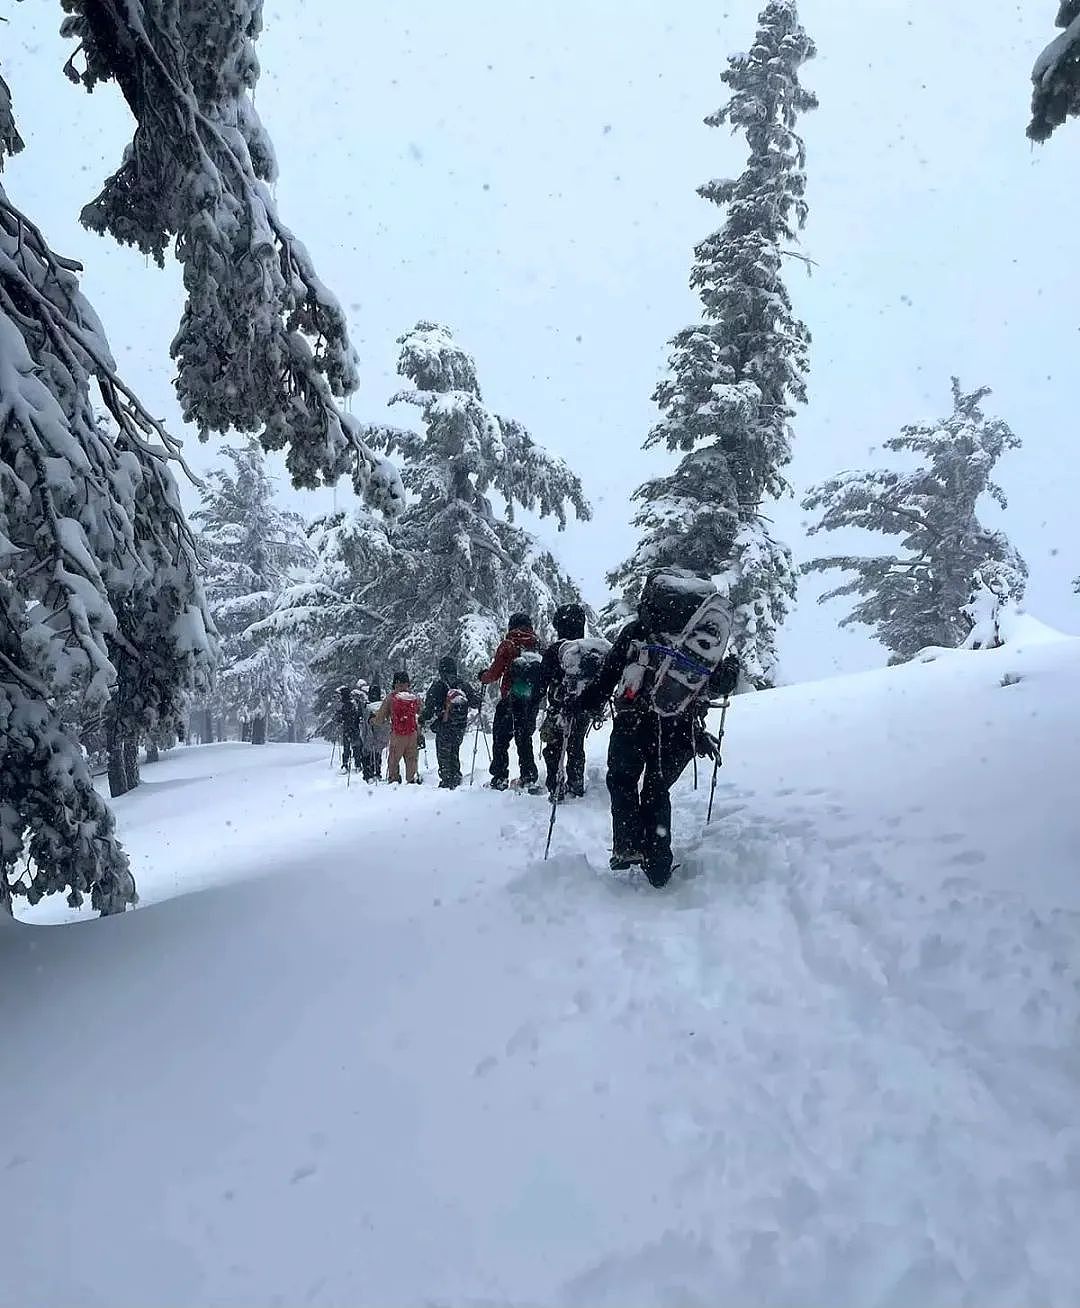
[261,508,393,734]
[194,440,312,744]
[607,0,816,687]
[802,380,1028,664]
[1029,2,1080,141]
[1,68,214,914]
[59,1,402,512]
[359,322,590,683]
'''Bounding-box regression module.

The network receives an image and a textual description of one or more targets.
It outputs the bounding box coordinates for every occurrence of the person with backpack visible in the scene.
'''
[352,680,378,781]
[421,655,480,789]
[373,671,424,784]
[478,612,541,791]
[366,680,390,780]
[575,568,740,887]
[536,603,610,800]
[335,685,364,774]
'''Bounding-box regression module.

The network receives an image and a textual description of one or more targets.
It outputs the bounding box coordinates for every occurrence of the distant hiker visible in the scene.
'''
[336,685,363,774]
[536,602,610,799]
[374,672,424,784]
[367,680,390,779]
[422,655,479,789]
[354,679,378,781]
[577,569,739,886]
[478,611,542,790]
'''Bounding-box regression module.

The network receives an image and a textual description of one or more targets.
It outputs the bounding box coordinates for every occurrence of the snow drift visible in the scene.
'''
[6,629,1080,1306]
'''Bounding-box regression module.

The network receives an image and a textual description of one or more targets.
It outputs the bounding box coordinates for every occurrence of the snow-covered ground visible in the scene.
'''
[6,630,1080,1307]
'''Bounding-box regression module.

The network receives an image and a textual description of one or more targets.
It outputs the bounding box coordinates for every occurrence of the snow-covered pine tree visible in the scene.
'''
[802,379,1028,664]
[1029,2,1080,141]
[1,70,214,914]
[259,508,393,735]
[606,0,817,688]
[194,440,312,744]
[58,1,402,512]
[360,322,590,684]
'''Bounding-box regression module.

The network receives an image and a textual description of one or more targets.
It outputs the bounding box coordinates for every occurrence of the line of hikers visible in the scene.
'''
[334,568,740,887]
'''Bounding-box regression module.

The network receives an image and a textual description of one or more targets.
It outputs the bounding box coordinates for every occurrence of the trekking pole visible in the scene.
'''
[543,732,568,861]
[469,699,484,786]
[706,697,731,826]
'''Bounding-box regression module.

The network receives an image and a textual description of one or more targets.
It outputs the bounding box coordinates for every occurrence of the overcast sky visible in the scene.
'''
[3,1,1077,681]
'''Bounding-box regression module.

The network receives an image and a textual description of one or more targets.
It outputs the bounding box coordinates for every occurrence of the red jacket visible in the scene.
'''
[480,626,539,699]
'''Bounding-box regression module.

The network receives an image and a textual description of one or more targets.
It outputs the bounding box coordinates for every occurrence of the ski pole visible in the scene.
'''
[543,731,568,861]
[706,697,731,826]
[469,699,484,786]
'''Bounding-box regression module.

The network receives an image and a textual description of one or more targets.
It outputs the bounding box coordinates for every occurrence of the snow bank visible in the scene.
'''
[6,635,1080,1305]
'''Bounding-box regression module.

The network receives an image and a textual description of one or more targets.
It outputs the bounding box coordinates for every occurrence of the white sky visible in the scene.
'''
[3,1,1078,681]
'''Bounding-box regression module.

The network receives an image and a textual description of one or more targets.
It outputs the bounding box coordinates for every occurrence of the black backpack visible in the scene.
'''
[554,636,612,706]
[619,569,734,717]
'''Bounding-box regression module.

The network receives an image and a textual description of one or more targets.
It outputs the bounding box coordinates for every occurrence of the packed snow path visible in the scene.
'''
[6,633,1080,1306]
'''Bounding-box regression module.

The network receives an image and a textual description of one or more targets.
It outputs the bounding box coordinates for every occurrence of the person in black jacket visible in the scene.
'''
[576,579,739,887]
[535,602,591,799]
[421,655,480,789]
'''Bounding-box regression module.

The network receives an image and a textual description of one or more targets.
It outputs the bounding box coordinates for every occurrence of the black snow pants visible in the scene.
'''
[434,722,467,788]
[542,711,589,797]
[490,695,538,785]
[606,709,694,885]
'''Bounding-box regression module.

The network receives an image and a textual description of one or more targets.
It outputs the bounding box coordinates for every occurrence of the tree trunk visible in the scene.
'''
[203,709,215,743]
[287,719,297,744]
[123,733,141,792]
[107,736,128,798]
[241,719,252,743]
[252,714,267,746]
[145,738,160,765]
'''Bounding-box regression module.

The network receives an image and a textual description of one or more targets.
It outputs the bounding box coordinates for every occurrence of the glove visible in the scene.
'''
[417,733,427,750]
[695,726,719,760]
[713,654,739,698]
[476,669,489,683]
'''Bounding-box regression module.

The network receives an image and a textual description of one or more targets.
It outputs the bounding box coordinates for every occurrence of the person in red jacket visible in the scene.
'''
[478,612,541,790]
[373,671,424,784]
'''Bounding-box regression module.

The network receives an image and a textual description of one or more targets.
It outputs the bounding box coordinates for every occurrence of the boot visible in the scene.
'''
[609,850,643,872]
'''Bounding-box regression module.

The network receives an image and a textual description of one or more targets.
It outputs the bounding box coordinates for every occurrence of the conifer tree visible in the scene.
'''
[194,440,312,744]
[59,1,403,512]
[360,322,590,683]
[1029,2,1080,141]
[1,69,213,913]
[607,0,816,687]
[261,508,393,733]
[802,380,1028,664]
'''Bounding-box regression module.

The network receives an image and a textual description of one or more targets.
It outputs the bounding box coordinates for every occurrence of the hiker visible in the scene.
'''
[366,680,390,780]
[335,685,363,774]
[422,655,479,789]
[478,611,542,790]
[576,568,740,887]
[373,671,424,784]
[536,603,610,800]
[353,680,378,781]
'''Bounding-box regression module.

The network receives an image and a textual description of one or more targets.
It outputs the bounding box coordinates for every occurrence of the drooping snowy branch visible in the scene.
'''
[59,0,403,513]
[1029,1,1080,142]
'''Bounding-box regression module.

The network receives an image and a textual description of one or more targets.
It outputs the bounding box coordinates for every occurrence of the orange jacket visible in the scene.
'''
[480,626,539,699]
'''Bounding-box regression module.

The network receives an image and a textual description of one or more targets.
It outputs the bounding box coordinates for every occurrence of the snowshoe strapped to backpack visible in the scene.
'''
[509,650,543,703]
[619,569,734,718]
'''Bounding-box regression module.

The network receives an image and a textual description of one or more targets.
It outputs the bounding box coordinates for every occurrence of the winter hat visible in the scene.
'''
[437,654,457,678]
[508,611,533,631]
[554,603,586,641]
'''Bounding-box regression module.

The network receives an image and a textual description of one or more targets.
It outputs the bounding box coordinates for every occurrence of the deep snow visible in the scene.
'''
[6,632,1080,1306]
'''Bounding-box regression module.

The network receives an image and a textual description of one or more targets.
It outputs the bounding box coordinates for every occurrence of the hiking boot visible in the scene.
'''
[609,850,644,872]
[643,859,673,888]
[567,784,585,798]
[490,777,509,791]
